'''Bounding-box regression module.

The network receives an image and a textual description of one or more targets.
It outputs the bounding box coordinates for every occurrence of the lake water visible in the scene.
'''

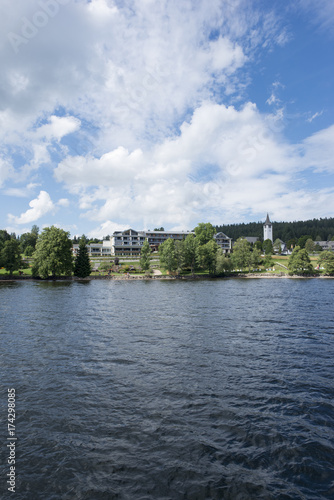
[0,278,334,499]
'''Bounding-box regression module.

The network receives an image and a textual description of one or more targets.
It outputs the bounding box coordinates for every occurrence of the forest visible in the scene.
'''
[215,217,334,242]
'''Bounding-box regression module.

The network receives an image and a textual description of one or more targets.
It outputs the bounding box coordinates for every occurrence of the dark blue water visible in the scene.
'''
[0,279,334,499]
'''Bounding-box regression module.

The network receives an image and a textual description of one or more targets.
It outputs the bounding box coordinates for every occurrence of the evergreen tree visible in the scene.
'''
[74,236,92,278]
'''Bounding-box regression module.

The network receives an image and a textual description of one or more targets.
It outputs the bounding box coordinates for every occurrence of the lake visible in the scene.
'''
[0,278,333,499]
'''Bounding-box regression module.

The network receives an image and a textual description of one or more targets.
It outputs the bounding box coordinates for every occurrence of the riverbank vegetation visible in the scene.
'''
[1,222,334,279]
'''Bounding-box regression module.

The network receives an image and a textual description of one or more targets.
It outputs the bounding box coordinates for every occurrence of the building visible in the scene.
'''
[316,241,334,252]
[263,213,273,242]
[214,232,232,254]
[145,230,193,251]
[112,229,146,256]
[72,240,112,257]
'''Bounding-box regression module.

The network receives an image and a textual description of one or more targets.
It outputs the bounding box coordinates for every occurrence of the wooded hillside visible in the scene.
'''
[215,218,334,242]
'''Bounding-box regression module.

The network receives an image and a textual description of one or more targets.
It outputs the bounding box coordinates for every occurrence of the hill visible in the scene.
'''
[215,217,334,242]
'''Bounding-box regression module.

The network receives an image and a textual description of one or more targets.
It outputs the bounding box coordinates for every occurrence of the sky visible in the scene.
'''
[1,0,334,238]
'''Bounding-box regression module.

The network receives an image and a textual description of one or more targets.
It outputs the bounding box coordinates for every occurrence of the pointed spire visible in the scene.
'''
[264,213,271,225]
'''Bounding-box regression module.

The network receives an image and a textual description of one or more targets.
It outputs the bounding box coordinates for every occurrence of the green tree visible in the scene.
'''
[74,236,92,278]
[305,238,315,254]
[288,246,313,275]
[297,235,312,249]
[31,225,39,237]
[1,239,22,276]
[139,240,151,271]
[20,231,38,255]
[254,240,263,251]
[263,239,273,255]
[215,250,232,275]
[231,238,251,270]
[174,240,185,273]
[183,233,198,275]
[251,247,262,268]
[318,251,334,275]
[194,222,216,245]
[32,226,73,279]
[159,238,177,273]
[273,238,282,254]
[25,245,35,257]
[196,239,218,274]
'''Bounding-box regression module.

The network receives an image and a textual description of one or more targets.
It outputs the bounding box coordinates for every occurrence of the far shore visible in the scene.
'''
[1,273,334,282]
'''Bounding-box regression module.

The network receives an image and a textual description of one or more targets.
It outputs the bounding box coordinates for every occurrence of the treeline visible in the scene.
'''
[0,226,91,278]
[216,217,334,242]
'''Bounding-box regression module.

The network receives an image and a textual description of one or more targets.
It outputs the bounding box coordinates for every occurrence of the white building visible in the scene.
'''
[214,232,232,254]
[263,213,273,242]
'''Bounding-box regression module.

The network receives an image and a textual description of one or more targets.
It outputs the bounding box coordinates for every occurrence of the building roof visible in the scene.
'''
[214,232,231,240]
[264,213,271,225]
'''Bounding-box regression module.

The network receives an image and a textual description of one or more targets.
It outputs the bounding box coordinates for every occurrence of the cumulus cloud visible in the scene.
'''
[35,115,81,141]
[8,190,55,224]
[1,0,333,232]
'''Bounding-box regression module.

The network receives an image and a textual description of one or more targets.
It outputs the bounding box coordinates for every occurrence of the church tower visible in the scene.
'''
[263,213,273,242]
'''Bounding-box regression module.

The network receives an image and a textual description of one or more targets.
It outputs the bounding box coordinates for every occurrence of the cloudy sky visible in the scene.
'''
[1,0,334,237]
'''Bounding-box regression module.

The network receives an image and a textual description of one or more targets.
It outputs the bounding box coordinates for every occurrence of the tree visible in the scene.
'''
[31,225,39,237]
[20,230,38,255]
[174,240,185,273]
[215,250,232,275]
[154,227,165,231]
[194,222,216,245]
[231,238,251,270]
[139,240,151,271]
[254,240,263,251]
[318,251,334,275]
[74,236,92,278]
[159,238,177,273]
[1,239,22,276]
[273,238,282,254]
[288,246,313,275]
[196,239,218,274]
[297,235,312,249]
[305,238,315,254]
[263,239,273,255]
[32,226,73,279]
[183,233,198,275]
[251,247,262,268]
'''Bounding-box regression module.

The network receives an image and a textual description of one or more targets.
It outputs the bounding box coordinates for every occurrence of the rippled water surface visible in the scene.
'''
[1,279,334,499]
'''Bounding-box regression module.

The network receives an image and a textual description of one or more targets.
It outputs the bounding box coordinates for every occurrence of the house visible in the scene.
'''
[316,241,334,252]
[214,232,232,254]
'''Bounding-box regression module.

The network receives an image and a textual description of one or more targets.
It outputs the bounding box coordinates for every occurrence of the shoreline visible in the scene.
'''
[1,273,334,282]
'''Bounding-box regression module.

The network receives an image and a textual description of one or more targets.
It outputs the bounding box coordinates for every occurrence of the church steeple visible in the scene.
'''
[263,213,273,242]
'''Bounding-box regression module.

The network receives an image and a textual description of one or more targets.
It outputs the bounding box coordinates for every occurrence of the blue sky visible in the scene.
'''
[1,0,334,238]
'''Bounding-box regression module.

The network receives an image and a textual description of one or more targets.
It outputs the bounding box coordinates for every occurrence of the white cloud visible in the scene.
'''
[307,111,323,123]
[302,124,334,172]
[57,198,70,207]
[35,115,81,141]
[8,190,55,224]
[0,157,14,187]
